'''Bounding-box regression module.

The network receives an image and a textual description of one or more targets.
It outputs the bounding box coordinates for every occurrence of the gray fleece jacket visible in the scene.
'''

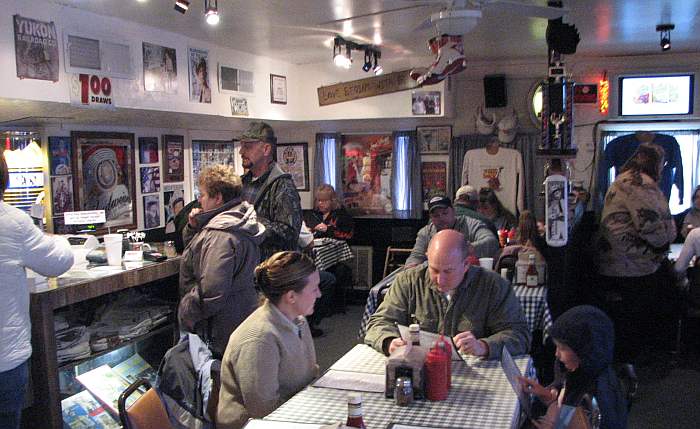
[178,198,265,357]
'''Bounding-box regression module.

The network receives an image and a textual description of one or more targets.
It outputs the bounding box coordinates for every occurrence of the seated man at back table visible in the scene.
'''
[405,195,499,267]
[365,229,530,359]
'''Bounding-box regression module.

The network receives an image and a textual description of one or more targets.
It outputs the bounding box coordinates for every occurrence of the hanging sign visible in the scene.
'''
[13,15,59,82]
[69,73,116,109]
[317,70,418,106]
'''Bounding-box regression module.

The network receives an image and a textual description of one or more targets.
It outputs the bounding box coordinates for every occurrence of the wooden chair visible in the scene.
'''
[118,379,173,429]
[383,247,412,278]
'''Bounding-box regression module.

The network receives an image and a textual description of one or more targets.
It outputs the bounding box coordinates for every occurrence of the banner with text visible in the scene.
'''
[317,70,418,106]
[70,73,116,110]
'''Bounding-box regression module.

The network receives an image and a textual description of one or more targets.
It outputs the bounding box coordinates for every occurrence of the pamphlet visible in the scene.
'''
[312,369,385,392]
[500,346,531,418]
[76,364,140,415]
[61,390,121,429]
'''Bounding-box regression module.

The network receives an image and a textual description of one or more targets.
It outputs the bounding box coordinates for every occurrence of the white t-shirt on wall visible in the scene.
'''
[461,147,524,215]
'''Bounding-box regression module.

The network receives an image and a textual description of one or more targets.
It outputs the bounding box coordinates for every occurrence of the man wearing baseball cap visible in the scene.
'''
[404,195,498,267]
[238,121,302,261]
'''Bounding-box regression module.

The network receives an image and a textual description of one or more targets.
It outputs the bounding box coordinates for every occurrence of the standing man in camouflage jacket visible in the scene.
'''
[239,122,302,261]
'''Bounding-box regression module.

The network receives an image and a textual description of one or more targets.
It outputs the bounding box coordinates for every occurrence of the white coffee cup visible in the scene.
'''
[479,257,494,270]
[103,234,123,266]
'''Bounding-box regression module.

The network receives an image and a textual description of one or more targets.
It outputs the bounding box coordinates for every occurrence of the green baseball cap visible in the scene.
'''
[237,121,276,143]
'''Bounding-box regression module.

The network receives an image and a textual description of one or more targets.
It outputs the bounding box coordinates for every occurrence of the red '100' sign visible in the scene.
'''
[78,74,112,104]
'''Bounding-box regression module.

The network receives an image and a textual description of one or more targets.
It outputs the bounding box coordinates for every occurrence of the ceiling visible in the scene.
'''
[49,0,700,65]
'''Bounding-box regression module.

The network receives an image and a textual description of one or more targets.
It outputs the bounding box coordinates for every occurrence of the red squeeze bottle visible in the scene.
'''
[437,334,452,389]
[425,342,449,401]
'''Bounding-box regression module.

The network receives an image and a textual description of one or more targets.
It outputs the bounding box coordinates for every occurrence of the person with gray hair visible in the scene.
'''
[454,185,497,236]
[365,229,530,359]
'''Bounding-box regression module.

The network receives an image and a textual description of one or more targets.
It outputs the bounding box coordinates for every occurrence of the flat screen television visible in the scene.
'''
[618,74,694,116]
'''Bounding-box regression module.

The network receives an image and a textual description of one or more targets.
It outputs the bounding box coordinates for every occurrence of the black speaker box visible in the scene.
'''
[484,75,507,108]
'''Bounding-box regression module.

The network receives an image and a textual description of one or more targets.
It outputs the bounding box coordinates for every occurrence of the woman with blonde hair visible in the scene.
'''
[311,184,354,240]
[217,252,320,429]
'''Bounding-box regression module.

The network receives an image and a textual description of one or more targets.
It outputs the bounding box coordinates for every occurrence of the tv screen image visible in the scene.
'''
[619,74,694,116]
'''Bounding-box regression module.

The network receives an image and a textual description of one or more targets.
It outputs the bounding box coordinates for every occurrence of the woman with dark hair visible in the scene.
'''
[596,142,676,365]
[478,187,517,230]
[0,155,73,429]
[217,252,320,429]
[195,58,211,103]
[520,306,628,429]
[681,185,700,239]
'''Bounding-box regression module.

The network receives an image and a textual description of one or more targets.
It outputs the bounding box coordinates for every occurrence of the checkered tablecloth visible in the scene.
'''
[313,238,354,272]
[358,277,553,343]
[266,344,533,429]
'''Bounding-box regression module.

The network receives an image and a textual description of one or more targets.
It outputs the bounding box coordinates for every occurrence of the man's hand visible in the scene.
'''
[388,337,407,354]
[188,208,202,228]
[452,331,488,357]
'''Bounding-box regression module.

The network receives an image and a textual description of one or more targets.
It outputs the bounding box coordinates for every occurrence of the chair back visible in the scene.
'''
[687,259,700,307]
[118,379,173,429]
[383,247,412,278]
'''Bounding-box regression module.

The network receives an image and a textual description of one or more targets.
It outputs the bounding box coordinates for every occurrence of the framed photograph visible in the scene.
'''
[138,137,159,164]
[51,175,74,214]
[140,166,160,194]
[341,134,394,218]
[71,131,137,232]
[192,140,237,196]
[142,42,177,93]
[421,161,448,203]
[143,194,161,229]
[162,135,184,183]
[230,96,249,116]
[188,47,211,103]
[416,125,452,154]
[49,136,71,175]
[412,90,441,115]
[270,74,287,104]
[164,184,185,234]
[276,143,309,191]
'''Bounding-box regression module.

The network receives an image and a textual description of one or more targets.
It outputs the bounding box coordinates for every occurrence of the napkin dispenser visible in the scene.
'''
[385,343,426,399]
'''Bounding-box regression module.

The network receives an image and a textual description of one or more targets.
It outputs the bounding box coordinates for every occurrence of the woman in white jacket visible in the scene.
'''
[0,156,73,429]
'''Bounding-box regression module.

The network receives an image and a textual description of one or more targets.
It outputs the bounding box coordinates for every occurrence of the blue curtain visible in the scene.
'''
[314,133,342,198]
[392,130,422,219]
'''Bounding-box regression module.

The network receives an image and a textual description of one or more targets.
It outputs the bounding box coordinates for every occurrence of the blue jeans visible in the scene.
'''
[0,360,28,429]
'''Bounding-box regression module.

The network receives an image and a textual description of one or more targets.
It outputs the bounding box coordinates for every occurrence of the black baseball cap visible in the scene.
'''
[428,195,452,213]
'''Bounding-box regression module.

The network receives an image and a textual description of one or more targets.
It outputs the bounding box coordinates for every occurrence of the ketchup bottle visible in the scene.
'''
[346,393,366,428]
[437,334,452,389]
[425,342,449,401]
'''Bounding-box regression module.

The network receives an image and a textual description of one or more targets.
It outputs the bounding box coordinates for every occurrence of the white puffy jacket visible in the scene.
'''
[0,202,73,372]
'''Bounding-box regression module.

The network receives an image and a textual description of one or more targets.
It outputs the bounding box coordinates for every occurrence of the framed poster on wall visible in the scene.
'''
[162,135,184,183]
[270,74,287,104]
[341,133,393,218]
[417,125,451,154]
[71,131,136,232]
[421,161,448,203]
[276,143,309,191]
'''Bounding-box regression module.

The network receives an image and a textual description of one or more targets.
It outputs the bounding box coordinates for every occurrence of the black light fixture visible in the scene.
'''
[174,0,189,14]
[204,0,220,25]
[332,36,381,73]
[656,23,674,51]
[372,51,383,75]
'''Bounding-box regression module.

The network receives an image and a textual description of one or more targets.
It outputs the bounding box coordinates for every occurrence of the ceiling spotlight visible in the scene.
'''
[362,50,372,72]
[373,51,383,75]
[174,0,189,14]
[333,37,352,69]
[656,23,674,52]
[205,0,220,25]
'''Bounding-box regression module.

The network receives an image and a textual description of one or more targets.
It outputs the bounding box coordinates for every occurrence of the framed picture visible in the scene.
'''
[230,96,249,116]
[276,143,309,191]
[416,125,452,154]
[71,131,137,232]
[49,136,71,175]
[192,140,237,196]
[51,175,74,214]
[412,90,441,115]
[138,137,159,164]
[218,64,254,93]
[270,74,287,104]
[162,135,184,183]
[142,42,177,93]
[140,166,160,194]
[341,134,394,218]
[188,47,211,103]
[143,194,161,229]
[163,184,184,234]
[421,161,448,203]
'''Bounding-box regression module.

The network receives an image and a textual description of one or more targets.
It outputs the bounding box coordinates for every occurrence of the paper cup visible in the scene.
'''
[478,257,494,270]
[103,234,123,266]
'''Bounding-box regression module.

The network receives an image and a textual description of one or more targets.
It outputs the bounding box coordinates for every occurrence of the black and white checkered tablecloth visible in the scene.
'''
[313,238,354,272]
[266,344,533,429]
[358,280,553,343]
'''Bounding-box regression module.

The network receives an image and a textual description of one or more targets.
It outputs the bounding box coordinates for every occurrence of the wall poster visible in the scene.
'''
[138,137,159,164]
[191,140,236,196]
[140,166,160,194]
[276,143,309,191]
[164,184,184,234]
[188,47,211,103]
[13,15,59,81]
[143,194,161,229]
[421,161,448,203]
[143,42,177,93]
[71,131,136,232]
[162,135,184,183]
[341,134,393,217]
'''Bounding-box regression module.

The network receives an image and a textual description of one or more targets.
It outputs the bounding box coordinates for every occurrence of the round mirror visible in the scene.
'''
[528,80,544,127]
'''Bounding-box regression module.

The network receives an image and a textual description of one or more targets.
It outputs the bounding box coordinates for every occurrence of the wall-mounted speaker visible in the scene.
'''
[484,74,507,108]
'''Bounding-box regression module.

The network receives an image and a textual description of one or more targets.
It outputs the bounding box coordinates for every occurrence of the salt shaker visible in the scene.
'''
[164,240,177,257]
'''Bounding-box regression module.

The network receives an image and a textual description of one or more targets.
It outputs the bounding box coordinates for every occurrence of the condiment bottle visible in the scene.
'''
[409,323,421,346]
[436,334,452,389]
[425,342,449,401]
[526,254,538,287]
[394,376,414,406]
[346,393,366,428]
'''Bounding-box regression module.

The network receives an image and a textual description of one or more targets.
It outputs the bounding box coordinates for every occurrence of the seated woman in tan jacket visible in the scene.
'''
[217,252,321,429]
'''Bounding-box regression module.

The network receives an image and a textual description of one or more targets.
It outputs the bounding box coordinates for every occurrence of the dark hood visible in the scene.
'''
[550,305,614,380]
